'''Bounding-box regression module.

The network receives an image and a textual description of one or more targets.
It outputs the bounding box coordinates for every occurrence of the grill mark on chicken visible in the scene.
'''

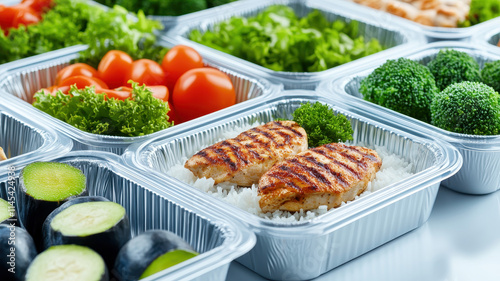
[258,143,382,212]
[185,120,308,186]
[273,121,304,137]
[313,149,361,180]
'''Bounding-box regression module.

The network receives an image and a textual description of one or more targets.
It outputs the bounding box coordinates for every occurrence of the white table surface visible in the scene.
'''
[226,186,500,281]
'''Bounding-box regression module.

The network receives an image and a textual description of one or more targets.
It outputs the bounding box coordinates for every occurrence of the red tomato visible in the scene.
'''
[35,85,70,97]
[0,6,21,30]
[172,68,235,122]
[127,59,166,86]
[21,0,53,13]
[55,63,98,85]
[161,45,204,93]
[147,85,169,102]
[11,7,40,28]
[167,101,179,124]
[95,88,131,100]
[59,76,108,89]
[97,50,133,89]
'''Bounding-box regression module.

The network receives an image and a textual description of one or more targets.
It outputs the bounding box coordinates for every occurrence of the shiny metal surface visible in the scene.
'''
[0,151,256,281]
[0,42,278,154]
[322,41,500,195]
[124,91,461,280]
[166,0,425,90]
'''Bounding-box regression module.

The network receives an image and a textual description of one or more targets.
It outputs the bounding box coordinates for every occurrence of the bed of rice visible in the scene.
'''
[167,123,414,222]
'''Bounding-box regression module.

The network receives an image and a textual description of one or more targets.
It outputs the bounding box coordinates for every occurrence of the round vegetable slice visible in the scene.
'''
[25,244,108,281]
[0,225,37,281]
[18,162,87,250]
[172,68,236,122]
[113,230,198,281]
[161,45,204,92]
[97,50,133,89]
[43,196,131,268]
[55,63,98,85]
[0,198,14,224]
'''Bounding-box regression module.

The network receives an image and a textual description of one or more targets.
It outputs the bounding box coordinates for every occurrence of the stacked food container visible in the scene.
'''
[1,0,499,280]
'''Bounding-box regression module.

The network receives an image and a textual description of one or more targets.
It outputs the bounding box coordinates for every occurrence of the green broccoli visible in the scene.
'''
[430,81,500,135]
[292,102,353,147]
[427,49,482,91]
[481,60,500,93]
[359,57,438,123]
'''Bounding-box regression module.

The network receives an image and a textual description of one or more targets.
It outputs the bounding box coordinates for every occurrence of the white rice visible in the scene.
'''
[167,123,414,222]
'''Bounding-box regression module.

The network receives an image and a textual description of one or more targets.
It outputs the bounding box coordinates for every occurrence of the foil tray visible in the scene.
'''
[165,0,425,90]
[0,40,278,154]
[0,151,256,281]
[123,91,461,280]
[321,41,500,195]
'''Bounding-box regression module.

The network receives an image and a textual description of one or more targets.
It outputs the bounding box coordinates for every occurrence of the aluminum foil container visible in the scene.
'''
[0,41,278,154]
[123,91,461,280]
[320,41,500,195]
[165,0,425,90]
[344,0,500,42]
[0,151,256,281]
[0,94,73,171]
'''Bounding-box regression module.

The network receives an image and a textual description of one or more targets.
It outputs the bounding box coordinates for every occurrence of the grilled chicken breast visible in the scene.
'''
[185,121,308,186]
[259,143,382,212]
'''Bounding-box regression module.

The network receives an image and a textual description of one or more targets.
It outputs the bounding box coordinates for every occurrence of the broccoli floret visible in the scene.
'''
[359,57,438,123]
[430,81,500,135]
[481,60,500,93]
[292,102,354,147]
[427,49,482,91]
[468,0,500,26]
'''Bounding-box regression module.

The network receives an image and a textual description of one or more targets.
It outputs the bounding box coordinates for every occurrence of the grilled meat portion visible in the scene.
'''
[185,121,308,186]
[259,143,382,212]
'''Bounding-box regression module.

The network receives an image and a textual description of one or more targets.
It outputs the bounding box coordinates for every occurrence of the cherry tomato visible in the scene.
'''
[97,50,133,89]
[167,101,179,124]
[0,6,21,30]
[59,76,108,89]
[11,7,40,28]
[172,68,236,122]
[127,59,166,86]
[21,0,53,13]
[161,45,204,93]
[35,85,70,97]
[147,85,169,102]
[95,88,131,101]
[55,63,98,85]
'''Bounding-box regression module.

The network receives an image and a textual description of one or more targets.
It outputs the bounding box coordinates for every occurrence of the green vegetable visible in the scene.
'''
[93,0,236,16]
[430,81,500,135]
[459,0,500,27]
[292,102,353,147]
[189,5,384,72]
[427,49,482,91]
[360,57,438,123]
[0,0,164,65]
[32,82,173,137]
[481,60,500,93]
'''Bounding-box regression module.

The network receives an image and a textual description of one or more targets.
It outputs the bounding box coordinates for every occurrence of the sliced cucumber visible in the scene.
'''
[0,198,13,224]
[18,162,87,250]
[43,196,131,269]
[25,244,108,281]
[114,230,198,281]
[0,225,37,281]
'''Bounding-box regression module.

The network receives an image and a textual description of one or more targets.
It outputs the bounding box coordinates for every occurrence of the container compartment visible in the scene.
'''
[322,41,500,194]
[124,92,461,280]
[0,151,255,281]
[0,41,277,154]
[166,0,424,90]
[0,97,72,171]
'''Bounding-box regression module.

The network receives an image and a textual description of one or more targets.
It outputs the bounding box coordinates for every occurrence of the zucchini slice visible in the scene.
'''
[43,196,131,268]
[0,225,37,281]
[0,198,15,225]
[25,244,108,281]
[114,230,198,281]
[18,162,87,249]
